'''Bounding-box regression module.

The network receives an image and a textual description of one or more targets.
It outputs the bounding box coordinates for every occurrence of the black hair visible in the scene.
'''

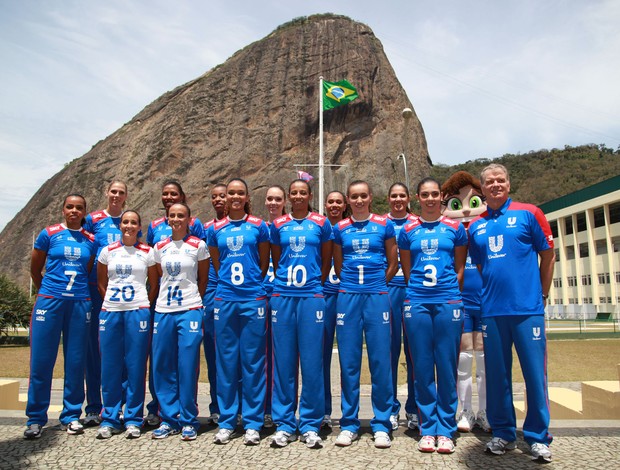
[288,179,314,213]
[266,185,287,216]
[416,177,441,195]
[227,178,252,214]
[388,182,412,214]
[63,193,87,226]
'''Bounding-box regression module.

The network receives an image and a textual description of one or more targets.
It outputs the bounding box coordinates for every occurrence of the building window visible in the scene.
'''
[599,297,607,304]
[566,246,575,260]
[610,202,620,224]
[567,276,577,287]
[593,207,605,228]
[598,272,610,284]
[553,278,562,288]
[581,274,591,286]
[565,216,574,235]
[615,271,620,283]
[554,299,562,305]
[549,220,559,239]
[576,212,587,232]
[579,242,589,258]
[554,248,560,261]
[596,240,608,255]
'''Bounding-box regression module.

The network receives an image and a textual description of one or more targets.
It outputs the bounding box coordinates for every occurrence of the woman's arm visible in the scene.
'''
[197,259,209,298]
[384,237,399,284]
[320,240,333,285]
[97,263,108,299]
[400,249,412,285]
[333,243,343,279]
[147,265,159,305]
[258,241,271,278]
[30,248,46,291]
[454,245,468,291]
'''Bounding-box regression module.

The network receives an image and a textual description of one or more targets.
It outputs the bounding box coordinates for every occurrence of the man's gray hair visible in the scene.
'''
[480,163,510,184]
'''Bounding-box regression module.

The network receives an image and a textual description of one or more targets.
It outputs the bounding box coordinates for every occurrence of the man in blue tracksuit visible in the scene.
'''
[468,163,555,463]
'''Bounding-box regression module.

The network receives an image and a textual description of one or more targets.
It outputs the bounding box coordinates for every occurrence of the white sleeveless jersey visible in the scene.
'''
[154,236,209,313]
[98,241,155,311]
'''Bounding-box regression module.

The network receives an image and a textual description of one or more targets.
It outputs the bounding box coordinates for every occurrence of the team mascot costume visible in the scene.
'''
[441,171,490,433]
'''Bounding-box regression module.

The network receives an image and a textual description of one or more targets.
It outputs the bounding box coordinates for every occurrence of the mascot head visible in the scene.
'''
[441,171,486,227]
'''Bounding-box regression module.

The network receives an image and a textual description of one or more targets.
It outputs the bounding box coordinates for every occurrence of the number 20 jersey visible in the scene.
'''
[154,236,209,312]
[98,241,155,311]
[207,215,270,301]
[34,224,96,299]
[333,214,395,293]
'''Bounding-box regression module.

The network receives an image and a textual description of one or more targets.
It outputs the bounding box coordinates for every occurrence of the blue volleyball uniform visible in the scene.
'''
[83,210,122,415]
[27,224,95,427]
[263,223,276,418]
[386,213,418,417]
[333,214,395,434]
[147,216,205,246]
[201,219,219,415]
[468,198,554,446]
[98,241,154,428]
[398,216,467,438]
[152,236,208,430]
[269,212,333,434]
[462,252,483,333]
[322,221,341,418]
[207,215,270,431]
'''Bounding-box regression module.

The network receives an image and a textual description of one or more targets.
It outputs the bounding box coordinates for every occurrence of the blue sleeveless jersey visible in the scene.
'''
[147,216,205,246]
[398,216,467,303]
[84,210,122,283]
[468,198,554,317]
[270,212,333,297]
[333,214,395,294]
[35,224,96,299]
[207,215,270,301]
[386,213,419,288]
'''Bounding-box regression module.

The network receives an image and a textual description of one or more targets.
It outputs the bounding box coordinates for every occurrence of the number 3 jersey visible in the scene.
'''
[34,224,96,299]
[333,214,396,293]
[207,215,270,301]
[98,241,155,311]
[397,216,467,302]
[270,212,334,296]
[153,236,209,312]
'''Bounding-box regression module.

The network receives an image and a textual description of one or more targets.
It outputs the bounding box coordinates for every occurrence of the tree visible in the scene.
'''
[0,274,32,335]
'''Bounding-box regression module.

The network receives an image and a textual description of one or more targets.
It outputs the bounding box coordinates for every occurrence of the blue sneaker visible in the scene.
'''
[181,426,197,441]
[151,423,180,439]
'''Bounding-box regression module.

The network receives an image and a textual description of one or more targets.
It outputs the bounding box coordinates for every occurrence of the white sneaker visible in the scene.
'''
[374,431,391,448]
[418,435,436,453]
[213,428,233,444]
[125,425,141,439]
[271,430,297,447]
[301,430,323,448]
[406,413,418,430]
[437,436,455,454]
[457,409,476,432]
[389,414,399,431]
[243,429,260,446]
[530,442,552,462]
[335,430,358,447]
[96,426,121,439]
[321,415,333,429]
[486,437,517,455]
[475,410,491,432]
[61,420,84,435]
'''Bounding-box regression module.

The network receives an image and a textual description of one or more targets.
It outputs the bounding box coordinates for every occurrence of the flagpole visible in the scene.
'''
[319,76,324,215]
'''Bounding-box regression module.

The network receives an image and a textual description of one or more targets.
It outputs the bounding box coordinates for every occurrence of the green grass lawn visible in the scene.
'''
[2,338,619,384]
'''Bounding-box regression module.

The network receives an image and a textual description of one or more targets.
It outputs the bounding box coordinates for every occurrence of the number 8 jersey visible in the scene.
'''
[207,215,270,300]
[154,236,209,312]
[98,241,155,311]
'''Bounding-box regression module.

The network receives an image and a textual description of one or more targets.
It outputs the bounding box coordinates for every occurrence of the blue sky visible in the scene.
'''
[1,0,619,230]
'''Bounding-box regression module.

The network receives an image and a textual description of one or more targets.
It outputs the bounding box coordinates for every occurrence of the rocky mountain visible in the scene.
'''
[0,14,431,288]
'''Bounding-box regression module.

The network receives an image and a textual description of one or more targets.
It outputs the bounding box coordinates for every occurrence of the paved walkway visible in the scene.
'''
[2,379,619,469]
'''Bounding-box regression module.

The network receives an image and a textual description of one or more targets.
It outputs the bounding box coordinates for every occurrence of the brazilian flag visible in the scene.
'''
[323,79,358,110]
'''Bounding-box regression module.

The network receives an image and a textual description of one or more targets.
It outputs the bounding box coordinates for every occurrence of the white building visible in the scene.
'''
[540,175,620,319]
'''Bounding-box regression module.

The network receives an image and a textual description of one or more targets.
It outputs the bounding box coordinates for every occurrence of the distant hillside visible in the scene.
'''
[430,144,620,207]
